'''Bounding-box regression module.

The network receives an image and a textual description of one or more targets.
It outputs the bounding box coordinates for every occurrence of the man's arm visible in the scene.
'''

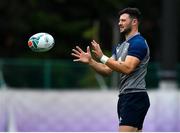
[91,40,140,74]
[104,55,140,74]
[71,46,113,76]
[88,58,113,76]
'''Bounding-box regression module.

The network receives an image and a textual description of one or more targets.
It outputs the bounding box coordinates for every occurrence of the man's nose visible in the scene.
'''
[118,22,122,26]
[118,22,121,26]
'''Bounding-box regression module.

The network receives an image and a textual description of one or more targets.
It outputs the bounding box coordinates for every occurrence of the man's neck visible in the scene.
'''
[125,29,139,40]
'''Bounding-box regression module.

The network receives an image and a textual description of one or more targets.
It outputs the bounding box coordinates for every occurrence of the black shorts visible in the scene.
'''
[117,92,150,130]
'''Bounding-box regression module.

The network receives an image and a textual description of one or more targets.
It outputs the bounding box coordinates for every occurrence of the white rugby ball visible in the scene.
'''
[28,32,55,52]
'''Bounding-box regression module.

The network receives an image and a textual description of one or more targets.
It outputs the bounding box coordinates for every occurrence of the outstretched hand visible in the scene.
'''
[71,46,92,64]
[91,40,103,59]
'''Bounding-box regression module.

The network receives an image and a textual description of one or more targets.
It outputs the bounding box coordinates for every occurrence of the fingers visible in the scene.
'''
[71,47,80,58]
[73,59,80,62]
[71,46,81,60]
[72,48,80,55]
[91,40,96,48]
[91,40,100,49]
[92,40,97,43]
[71,53,80,58]
[92,40,98,46]
[71,45,84,58]
[91,40,101,53]
[87,46,90,54]
[72,46,84,54]
[91,43,96,52]
[76,46,84,53]
[91,41,97,54]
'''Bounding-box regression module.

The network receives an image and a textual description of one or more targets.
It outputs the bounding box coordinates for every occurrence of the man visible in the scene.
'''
[71,7,150,132]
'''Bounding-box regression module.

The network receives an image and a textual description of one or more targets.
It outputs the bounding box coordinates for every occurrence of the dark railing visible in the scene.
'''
[0,59,160,89]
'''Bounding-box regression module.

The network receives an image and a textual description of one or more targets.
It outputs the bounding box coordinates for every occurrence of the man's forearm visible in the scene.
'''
[102,55,140,75]
[88,59,112,76]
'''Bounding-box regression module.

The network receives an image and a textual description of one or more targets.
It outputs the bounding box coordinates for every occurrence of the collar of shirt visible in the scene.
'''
[126,32,140,42]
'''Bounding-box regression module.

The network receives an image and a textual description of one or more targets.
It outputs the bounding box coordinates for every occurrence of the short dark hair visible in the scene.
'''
[118,7,142,22]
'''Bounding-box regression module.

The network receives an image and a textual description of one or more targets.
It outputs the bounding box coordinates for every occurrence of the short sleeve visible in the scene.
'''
[111,44,118,60]
[127,41,147,61]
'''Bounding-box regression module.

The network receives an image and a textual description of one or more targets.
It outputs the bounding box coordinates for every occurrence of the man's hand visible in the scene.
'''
[71,46,92,64]
[91,40,104,59]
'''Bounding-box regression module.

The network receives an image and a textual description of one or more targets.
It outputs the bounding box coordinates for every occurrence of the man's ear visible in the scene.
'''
[132,19,138,25]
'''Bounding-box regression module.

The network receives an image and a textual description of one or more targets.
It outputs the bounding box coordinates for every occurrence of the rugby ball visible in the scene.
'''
[28,32,54,52]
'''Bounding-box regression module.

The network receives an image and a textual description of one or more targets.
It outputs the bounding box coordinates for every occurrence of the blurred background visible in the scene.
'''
[0,0,180,132]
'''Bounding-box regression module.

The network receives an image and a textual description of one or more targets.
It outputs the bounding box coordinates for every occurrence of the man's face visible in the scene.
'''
[118,13,133,35]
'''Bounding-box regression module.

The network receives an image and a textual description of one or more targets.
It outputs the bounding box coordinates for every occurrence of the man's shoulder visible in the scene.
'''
[130,35,145,43]
[129,35,147,48]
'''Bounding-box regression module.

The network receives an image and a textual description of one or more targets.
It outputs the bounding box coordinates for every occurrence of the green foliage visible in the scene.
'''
[1,0,128,59]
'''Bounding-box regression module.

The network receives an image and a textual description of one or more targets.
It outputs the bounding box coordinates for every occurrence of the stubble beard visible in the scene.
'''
[120,26,132,37]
